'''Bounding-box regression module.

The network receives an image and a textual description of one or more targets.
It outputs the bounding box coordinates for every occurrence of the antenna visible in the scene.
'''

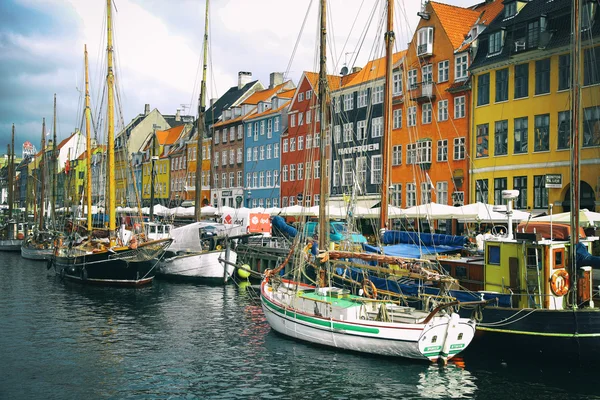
[180,104,189,114]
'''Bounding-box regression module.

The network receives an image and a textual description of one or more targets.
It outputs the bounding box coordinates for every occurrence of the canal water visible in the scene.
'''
[1,252,597,400]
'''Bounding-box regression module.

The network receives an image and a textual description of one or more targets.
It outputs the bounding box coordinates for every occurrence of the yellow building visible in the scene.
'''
[470,0,599,213]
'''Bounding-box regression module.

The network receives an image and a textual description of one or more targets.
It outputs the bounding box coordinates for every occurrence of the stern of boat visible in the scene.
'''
[418,313,476,363]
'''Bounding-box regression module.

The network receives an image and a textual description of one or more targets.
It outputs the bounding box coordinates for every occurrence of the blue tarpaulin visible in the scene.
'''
[382,230,469,247]
[272,216,298,238]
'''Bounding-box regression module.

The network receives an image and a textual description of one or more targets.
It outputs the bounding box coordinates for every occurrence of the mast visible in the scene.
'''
[149,132,156,221]
[317,0,328,251]
[8,125,15,222]
[195,0,210,221]
[51,93,57,229]
[569,0,582,306]
[39,118,46,230]
[106,0,116,244]
[380,0,394,230]
[84,44,93,233]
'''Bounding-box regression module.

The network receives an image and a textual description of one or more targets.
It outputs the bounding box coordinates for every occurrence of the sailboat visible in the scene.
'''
[50,0,172,286]
[0,124,21,251]
[157,0,240,283]
[21,101,58,260]
[261,0,480,363]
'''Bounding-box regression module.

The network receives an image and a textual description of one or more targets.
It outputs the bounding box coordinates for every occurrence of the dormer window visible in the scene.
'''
[504,2,517,19]
[488,31,504,55]
[417,27,433,56]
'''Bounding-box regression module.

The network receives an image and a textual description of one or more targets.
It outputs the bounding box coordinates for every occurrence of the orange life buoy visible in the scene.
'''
[550,269,570,296]
[362,279,378,299]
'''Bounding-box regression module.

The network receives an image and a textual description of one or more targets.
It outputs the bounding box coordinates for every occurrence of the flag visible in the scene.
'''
[426,172,434,190]
[65,159,70,174]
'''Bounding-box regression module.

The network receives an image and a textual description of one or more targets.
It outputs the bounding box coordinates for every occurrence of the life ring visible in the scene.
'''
[550,269,569,296]
[362,279,378,299]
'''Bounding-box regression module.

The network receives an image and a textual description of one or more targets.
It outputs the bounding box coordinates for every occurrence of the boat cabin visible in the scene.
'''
[145,222,173,241]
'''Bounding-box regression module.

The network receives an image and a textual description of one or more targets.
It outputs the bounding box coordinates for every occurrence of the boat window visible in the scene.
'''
[526,248,540,270]
[456,266,467,279]
[488,245,501,265]
[553,249,564,269]
[431,335,438,343]
[332,224,348,234]
[150,226,156,234]
[458,333,463,340]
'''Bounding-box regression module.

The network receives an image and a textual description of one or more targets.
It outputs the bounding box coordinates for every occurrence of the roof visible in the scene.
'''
[455,0,506,52]
[204,79,260,127]
[304,71,342,92]
[242,80,293,105]
[430,2,481,50]
[244,100,291,122]
[212,108,255,128]
[156,125,185,146]
[56,131,77,150]
[341,50,406,88]
[278,89,296,99]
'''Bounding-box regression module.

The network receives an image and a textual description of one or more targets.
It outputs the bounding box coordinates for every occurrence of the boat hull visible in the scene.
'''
[157,250,236,283]
[21,246,53,260]
[261,280,476,362]
[458,306,600,365]
[0,239,21,252]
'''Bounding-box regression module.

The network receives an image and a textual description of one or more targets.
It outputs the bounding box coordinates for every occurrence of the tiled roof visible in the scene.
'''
[242,80,293,105]
[212,108,255,128]
[57,132,77,150]
[245,100,291,121]
[430,2,480,50]
[156,125,185,146]
[342,50,406,88]
[304,71,342,93]
[204,79,260,127]
[455,0,506,52]
[278,89,296,98]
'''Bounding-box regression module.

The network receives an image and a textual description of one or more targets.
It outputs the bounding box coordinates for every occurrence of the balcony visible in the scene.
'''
[416,43,433,57]
[409,82,436,103]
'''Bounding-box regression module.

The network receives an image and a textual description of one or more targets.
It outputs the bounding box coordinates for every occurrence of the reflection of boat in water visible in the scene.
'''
[417,362,477,399]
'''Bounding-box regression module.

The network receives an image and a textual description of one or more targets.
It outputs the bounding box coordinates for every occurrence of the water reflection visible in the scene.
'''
[417,361,477,399]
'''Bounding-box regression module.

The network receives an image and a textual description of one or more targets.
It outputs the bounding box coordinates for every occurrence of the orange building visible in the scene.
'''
[390,1,504,215]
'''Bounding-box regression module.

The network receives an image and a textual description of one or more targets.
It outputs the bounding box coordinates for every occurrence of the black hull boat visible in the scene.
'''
[52,239,172,287]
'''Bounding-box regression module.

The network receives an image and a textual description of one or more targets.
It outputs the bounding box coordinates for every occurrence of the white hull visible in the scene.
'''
[21,246,53,260]
[261,280,476,362]
[0,239,22,252]
[157,250,237,282]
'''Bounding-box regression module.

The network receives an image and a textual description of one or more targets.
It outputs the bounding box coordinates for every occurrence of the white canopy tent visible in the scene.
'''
[533,209,600,227]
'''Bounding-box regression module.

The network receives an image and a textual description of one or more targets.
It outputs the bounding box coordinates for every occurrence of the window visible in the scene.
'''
[421,182,432,204]
[583,106,600,147]
[583,46,600,86]
[289,164,295,181]
[514,117,528,154]
[267,120,272,138]
[454,96,465,119]
[314,133,320,147]
[494,177,507,206]
[297,163,303,180]
[408,106,417,126]
[437,139,447,162]
[488,246,501,265]
[333,125,341,143]
[477,73,490,106]
[392,145,402,166]
[494,120,508,156]
[371,155,382,184]
[531,175,549,209]
[230,127,235,141]
[407,143,417,164]
[558,54,570,91]
[298,136,304,150]
[437,181,448,205]
[557,111,571,150]
[514,63,529,99]
[246,124,252,138]
[488,31,503,54]
[259,145,265,160]
[313,194,319,206]
[535,58,550,95]
[253,147,258,161]
[298,92,304,102]
[455,53,468,80]
[356,157,367,185]
[314,160,320,178]
[281,197,288,207]
[266,144,272,159]
[422,103,432,124]
[343,123,353,142]
[393,72,403,95]
[306,134,312,149]
[306,90,311,100]
[357,89,368,107]
[357,120,367,140]
[437,100,448,121]
[306,110,312,123]
[476,124,489,158]
[238,125,243,139]
[513,176,527,209]
[438,60,449,83]
[222,129,227,143]
[214,130,220,144]
[266,170,272,187]
[393,109,402,129]
[406,183,416,207]
[290,137,296,151]
[222,150,227,166]
[342,158,353,186]
[417,140,432,164]
[305,162,311,181]
[504,1,516,18]
[274,116,280,132]
[372,86,384,104]
[298,112,304,126]
[391,184,402,207]
[408,69,418,89]
[527,20,540,48]
[290,114,296,127]
[495,68,509,102]
[253,122,259,141]
[283,138,288,153]
[237,171,242,187]
[422,64,433,83]
[344,93,354,110]
[229,172,234,188]
[214,173,219,188]
[282,165,288,182]
[273,170,279,186]
[372,117,383,138]
[534,114,550,152]
[475,179,488,204]
[333,160,340,187]
[222,173,227,188]
[230,149,235,165]
[274,143,279,158]
[453,137,465,160]
[334,96,341,113]
[417,26,433,55]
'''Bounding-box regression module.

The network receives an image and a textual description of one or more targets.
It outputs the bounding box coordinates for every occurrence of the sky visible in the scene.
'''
[0,0,476,156]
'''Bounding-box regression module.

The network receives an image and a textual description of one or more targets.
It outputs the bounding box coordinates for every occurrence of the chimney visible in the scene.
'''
[144,104,150,115]
[269,72,284,89]
[175,109,181,122]
[238,71,252,89]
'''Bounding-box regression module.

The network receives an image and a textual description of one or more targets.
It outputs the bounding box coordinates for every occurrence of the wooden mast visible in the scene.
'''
[195,0,210,221]
[317,0,328,251]
[569,0,582,306]
[51,93,57,229]
[84,44,93,233]
[8,124,15,222]
[39,118,46,230]
[106,0,116,244]
[380,0,394,231]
